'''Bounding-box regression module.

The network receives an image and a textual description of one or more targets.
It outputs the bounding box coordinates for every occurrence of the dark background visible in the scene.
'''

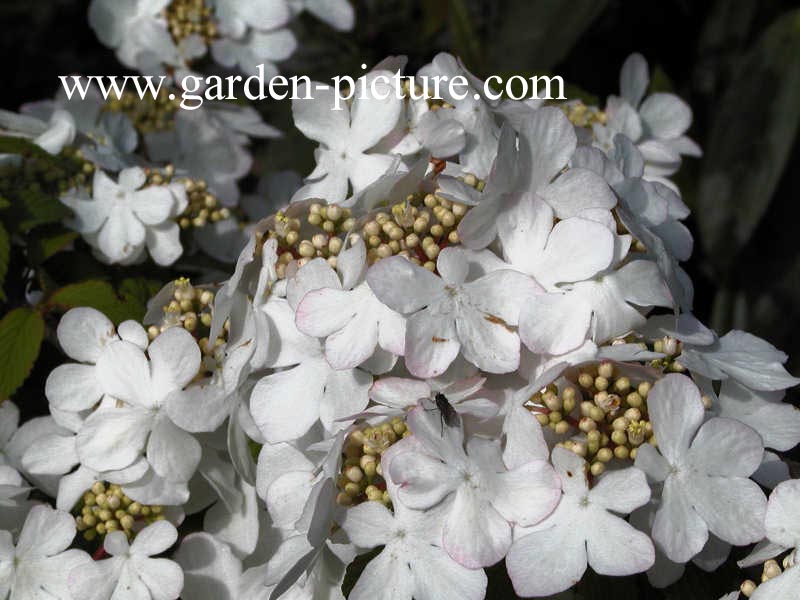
[3,0,799,597]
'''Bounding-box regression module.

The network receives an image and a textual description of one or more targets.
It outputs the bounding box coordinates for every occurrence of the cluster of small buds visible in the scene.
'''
[648,336,692,377]
[268,202,353,278]
[562,100,607,128]
[337,417,410,507]
[528,362,657,473]
[260,181,474,279]
[147,277,221,357]
[358,187,473,271]
[0,144,94,198]
[74,481,165,542]
[142,165,229,228]
[163,0,217,45]
[104,87,181,134]
[739,553,795,597]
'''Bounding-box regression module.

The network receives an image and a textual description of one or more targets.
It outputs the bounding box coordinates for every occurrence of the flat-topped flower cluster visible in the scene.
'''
[2,47,799,600]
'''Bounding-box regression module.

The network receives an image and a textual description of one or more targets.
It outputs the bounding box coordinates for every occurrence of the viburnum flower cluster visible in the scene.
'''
[2,49,799,600]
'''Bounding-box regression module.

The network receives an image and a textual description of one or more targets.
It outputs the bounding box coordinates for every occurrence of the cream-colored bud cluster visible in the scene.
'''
[74,481,165,542]
[104,87,181,134]
[358,189,471,270]
[562,100,607,128]
[163,0,217,46]
[0,145,94,201]
[528,362,657,474]
[141,165,230,229]
[269,203,355,278]
[739,554,794,597]
[648,336,691,377]
[147,277,221,354]
[336,417,411,507]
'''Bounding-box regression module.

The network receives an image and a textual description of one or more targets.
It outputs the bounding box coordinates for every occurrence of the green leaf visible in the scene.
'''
[44,279,157,325]
[448,0,483,72]
[695,9,800,276]
[649,65,675,94]
[0,221,8,301]
[27,227,78,264]
[4,187,71,233]
[0,307,44,400]
[0,135,52,160]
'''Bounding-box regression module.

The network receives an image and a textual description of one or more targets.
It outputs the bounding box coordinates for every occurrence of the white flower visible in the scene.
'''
[295,238,406,371]
[249,257,375,443]
[680,330,800,392]
[418,53,499,178]
[69,520,183,600]
[369,375,497,420]
[0,466,32,535]
[145,103,278,207]
[174,533,242,600]
[255,433,342,532]
[572,135,694,309]
[378,91,466,159]
[340,444,487,600]
[595,53,701,180]
[291,73,403,203]
[288,0,355,31]
[210,29,296,77]
[507,447,654,596]
[500,191,617,355]
[0,402,21,468]
[0,505,91,600]
[744,479,800,599]
[76,327,202,499]
[45,307,135,415]
[498,365,564,470]
[367,248,540,377]
[0,107,76,155]
[388,404,560,568]
[62,167,187,266]
[634,374,767,563]
[212,0,290,38]
[451,110,616,250]
[713,379,800,452]
[89,0,203,79]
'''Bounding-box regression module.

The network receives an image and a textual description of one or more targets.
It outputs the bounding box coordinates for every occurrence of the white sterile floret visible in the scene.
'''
[291,73,403,203]
[0,505,91,599]
[173,533,242,600]
[295,237,406,371]
[249,260,372,443]
[340,443,487,600]
[369,375,496,420]
[740,479,800,599]
[45,307,146,415]
[61,167,187,266]
[388,404,560,568]
[418,53,499,178]
[70,520,183,600]
[506,447,654,597]
[594,53,701,182]
[367,248,540,377]
[76,327,203,503]
[634,373,767,563]
[0,465,32,535]
[288,0,355,30]
[0,107,76,155]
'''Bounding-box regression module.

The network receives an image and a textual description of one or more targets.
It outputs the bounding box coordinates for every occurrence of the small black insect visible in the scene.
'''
[433,392,460,436]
